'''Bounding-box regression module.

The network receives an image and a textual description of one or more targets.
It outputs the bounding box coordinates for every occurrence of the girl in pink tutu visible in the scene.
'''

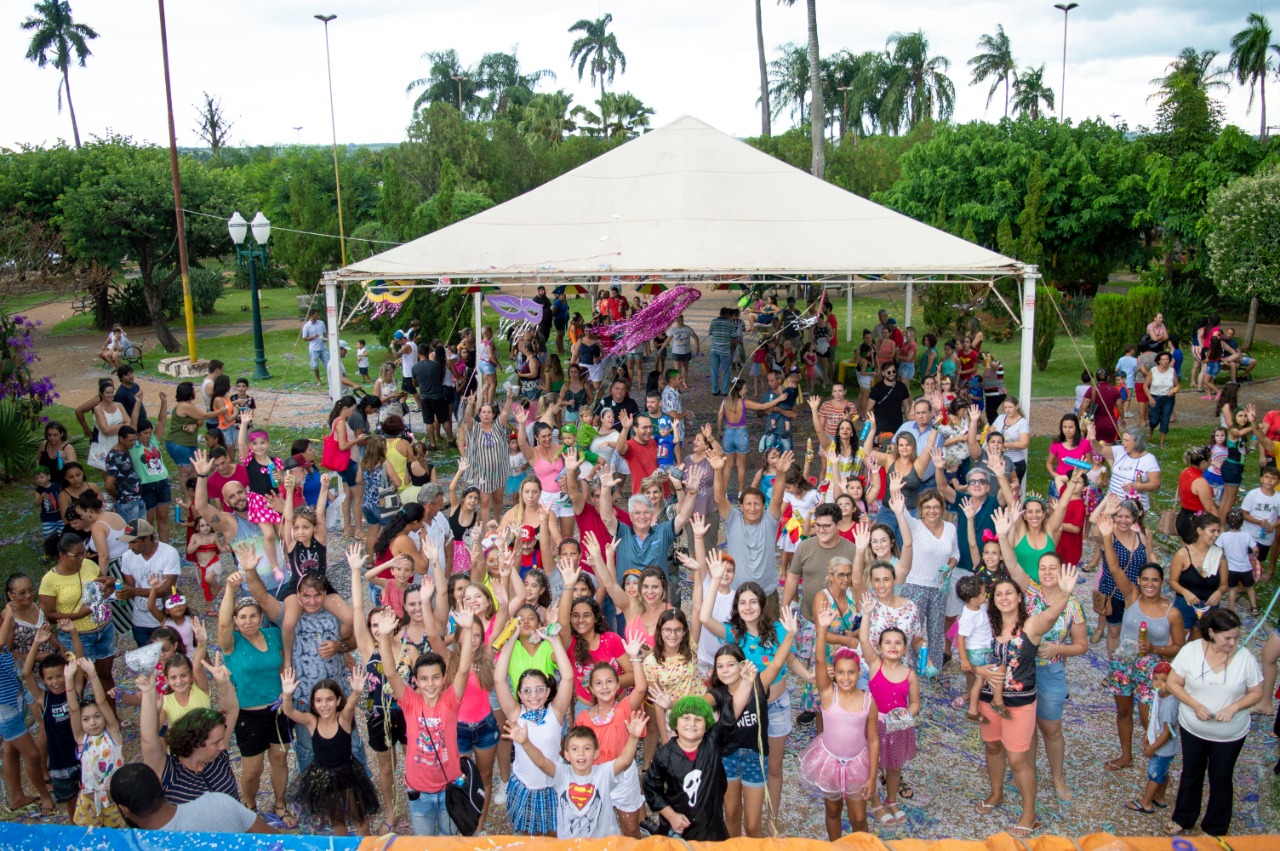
[857,593,921,826]
[234,410,284,582]
[799,601,879,838]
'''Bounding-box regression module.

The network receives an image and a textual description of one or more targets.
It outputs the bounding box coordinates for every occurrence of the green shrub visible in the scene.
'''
[1127,286,1163,329]
[98,276,183,327]
[0,401,43,483]
[188,267,227,315]
[919,282,963,338]
[232,255,291,290]
[1033,285,1058,371]
[1092,293,1130,370]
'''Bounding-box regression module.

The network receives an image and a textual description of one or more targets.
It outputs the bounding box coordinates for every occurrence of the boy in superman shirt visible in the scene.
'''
[641,678,754,839]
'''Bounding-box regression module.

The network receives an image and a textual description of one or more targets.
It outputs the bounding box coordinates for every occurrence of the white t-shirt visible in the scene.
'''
[301,319,327,353]
[991,414,1030,464]
[1170,640,1262,742]
[1217,529,1256,573]
[162,792,258,833]
[957,603,993,651]
[409,511,455,567]
[1108,445,1161,509]
[903,513,960,589]
[554,763,618,838]
[400,342,416,378]
[1241,487,1280,545]
[119,542,182,629]
[668,325,695,355]
[697,576,736,670]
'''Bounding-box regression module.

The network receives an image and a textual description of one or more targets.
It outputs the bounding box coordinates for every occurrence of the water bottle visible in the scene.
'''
[917,642,929,677]
[859,420,872,442]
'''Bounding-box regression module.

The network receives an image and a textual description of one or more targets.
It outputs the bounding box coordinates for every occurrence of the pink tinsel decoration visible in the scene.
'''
[601,285,702,356]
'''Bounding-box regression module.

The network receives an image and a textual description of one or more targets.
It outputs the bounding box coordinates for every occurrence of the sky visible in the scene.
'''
[3,0,1275,151]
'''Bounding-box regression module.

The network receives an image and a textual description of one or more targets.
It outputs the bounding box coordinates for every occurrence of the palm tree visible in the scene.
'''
[1228,12,1278,140]
[766,43,810,124]
[406,49,475,115]
[21,0,98,149]
[968,24,1016,117]
[568,14,626,103]
[1011,64,1055,120]
[755,0,771,137]
[881,30,955,134]
[776,0,825,175]
[518,90,576,146]
[474,48,555,119]
[825,50,886,138]
[600,92,654,138]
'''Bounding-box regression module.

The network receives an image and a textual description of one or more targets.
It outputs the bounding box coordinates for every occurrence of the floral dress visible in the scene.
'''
[73,730,125,827]
[866,599,923,647]
[642,647,704,703]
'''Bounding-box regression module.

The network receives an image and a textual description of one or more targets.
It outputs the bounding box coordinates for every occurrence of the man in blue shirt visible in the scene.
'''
[600,465,699,595]
[895,397,944,480]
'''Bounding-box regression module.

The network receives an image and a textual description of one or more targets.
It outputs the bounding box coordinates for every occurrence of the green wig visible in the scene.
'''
[668,695,716,732]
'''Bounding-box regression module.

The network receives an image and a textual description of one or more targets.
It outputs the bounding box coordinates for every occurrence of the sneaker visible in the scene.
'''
[797,710,817,725]
[493,780,507,807]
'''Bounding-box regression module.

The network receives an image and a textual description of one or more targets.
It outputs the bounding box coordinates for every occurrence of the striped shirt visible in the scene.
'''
[163,751,240,804]
[0,649,20,709]
[707,318,738,354]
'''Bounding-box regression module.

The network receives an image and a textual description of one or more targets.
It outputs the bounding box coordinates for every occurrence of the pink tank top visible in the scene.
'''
[821,691,871,758]
[868,666,909,714]
[531,454,564,494]
[458,670,490,723]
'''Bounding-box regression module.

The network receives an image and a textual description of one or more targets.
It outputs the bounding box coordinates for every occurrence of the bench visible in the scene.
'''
[121,340,145,370]
[70,294,93,316]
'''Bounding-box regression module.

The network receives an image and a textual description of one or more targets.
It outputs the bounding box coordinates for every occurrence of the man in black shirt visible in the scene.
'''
[533,285,554,345]
[869,362,911,434]
[411,344,452,448]
[592,379,639,430]
[115,365,148,423]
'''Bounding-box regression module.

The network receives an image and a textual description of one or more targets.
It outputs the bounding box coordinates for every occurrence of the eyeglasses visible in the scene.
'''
[660,627,686,636]
[832,571,853,579]
[814,522,836,531]
[519,686,549,696]
[968,478,989,487]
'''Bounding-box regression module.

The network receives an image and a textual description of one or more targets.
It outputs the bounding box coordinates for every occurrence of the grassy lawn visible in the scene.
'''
[48,284,308,335]
[5,290,70,313]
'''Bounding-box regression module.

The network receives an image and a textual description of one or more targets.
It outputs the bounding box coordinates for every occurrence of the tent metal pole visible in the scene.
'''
[474,292,483,356]
[846,282,853,342]
[904,278,914,327]
[324,276,342,402]
[1020,265,1038,422]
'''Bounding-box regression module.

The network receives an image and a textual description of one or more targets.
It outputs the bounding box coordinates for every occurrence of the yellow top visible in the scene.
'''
[162,686,211,726]
[387,437,410,492]
[38,559,102,633]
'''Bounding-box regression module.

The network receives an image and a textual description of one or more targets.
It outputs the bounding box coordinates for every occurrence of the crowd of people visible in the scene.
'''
[2,291,1279,841]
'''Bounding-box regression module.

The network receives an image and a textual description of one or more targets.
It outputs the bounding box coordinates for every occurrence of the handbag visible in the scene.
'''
[1157,508,1179,537]
[320,424,350,472]
[377,481,402,523]
[420,721,485,835]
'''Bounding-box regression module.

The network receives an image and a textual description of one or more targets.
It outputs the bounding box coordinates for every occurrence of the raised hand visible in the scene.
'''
[345,543,365,571]
[852,519,870,550]
[34,622,53,647]
[202,652,230,685]
[562,448,580,472]
[808,395,821,413]
[817,604,836,630]
[192,449,213,477]
[452,608,475,630]
[889,489,906,516]
[625,709,648,738]
[224,570,245,588]
[774,450,795,474]
[373,609,399,637]
[778,604,798,635]
[1095,513,1114,538]
[280,667,298,694]
[648,683,673,709]
[622,629,646,660]
[706,448,726,471]
[191,618,207,647]
[860,590,876,614]
[706,550,726,581]
[349,667,368,696]
[557,556,580,589]
[1058,563,1081,594]
[960,497,977,520]
[232,544,260,574]
[513,406,529,425]
[690,512,710,539]
[239,409,253,426]
[739,660,759,683]
[683,465,704,493]
[503,717,529,745]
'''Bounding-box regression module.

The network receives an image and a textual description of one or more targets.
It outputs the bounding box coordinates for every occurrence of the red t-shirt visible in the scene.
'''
[957,348,979,380]
[625,439,661,494]
[1055,498,1086,565]
[568,631,626,702]
[890,327,905,349]
[400,686,461,793]
[573,504,631,574]
[208,465,249,505]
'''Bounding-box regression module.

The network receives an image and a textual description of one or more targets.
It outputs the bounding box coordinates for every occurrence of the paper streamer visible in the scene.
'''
[601,285,701,356]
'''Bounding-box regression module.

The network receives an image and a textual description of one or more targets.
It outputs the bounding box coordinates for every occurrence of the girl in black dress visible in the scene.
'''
[281,668,379,836]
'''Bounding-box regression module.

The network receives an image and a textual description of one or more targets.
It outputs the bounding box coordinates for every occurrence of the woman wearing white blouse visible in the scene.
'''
[1165,608,1263,837]
[991,397,1030,486]
[900,489,958,676]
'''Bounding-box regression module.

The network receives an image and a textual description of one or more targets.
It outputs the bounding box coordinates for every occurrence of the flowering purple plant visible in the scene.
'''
[0,313,59,413]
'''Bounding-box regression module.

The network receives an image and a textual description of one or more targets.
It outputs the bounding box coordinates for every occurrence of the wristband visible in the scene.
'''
[197,472,212,479]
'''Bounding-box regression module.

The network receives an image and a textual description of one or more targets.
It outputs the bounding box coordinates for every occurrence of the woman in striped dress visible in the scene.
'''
[459,395,512,526]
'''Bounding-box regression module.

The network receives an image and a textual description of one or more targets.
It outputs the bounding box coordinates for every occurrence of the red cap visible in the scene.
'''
[520,525,537,542]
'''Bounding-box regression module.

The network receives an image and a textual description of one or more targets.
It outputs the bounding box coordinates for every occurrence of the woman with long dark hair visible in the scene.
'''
[556,561,634,716]
[1175,446,1219,544]
[370,504,427,607]
[1046,413,1093,499]
[325,395,366,537]
[974,562,1081,837]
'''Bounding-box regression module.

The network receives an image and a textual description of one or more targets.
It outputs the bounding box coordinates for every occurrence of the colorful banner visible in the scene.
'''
[0,822,360,851]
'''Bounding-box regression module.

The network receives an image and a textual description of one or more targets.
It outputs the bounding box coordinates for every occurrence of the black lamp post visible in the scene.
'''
[228,211,272,380]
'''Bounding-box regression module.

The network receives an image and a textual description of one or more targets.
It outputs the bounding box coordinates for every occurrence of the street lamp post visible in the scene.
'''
[1054,3,1079,122]
[451,74,468,112]
[228,212,272,380]
[314,14,346,267]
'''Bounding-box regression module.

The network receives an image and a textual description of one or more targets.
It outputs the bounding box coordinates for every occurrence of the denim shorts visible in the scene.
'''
[0,702,28,742]
[722,425,749,455]
[140,479,172,509]
[116,499,146,525]
[1035,660,1068,722]
[64,622,116,661]
[722,747,766,787]
[767,690,793,738]
[337,459,358,487]
[456,713,500,753]
[362,505,383,527]
[898,362,915,381]
[1205,361,1221,377]
[1147,752,1174,783]
[165,441,197,467]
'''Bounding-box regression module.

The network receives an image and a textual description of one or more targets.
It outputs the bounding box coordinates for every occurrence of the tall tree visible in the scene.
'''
[803,0,825,177]
[518,90,577,146]
[21,1,98,149]
[568,14,626,104]
[766,43,810,124]
[1228,12,1278,141]
[474,48,555,120]
[881,30,955,134]
[406,49,476,116]
[193,92,235,156]
[1149,47,1230,155]
[1011,65,1054,121]
[968,24,1016,117]
[755,0,771,137]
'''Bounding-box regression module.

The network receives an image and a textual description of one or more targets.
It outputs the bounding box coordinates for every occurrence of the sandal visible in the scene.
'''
[1251,606,1261,617]
[975,799,1002,815]
[1165,821,1185,836]
[1126,799,1155,814]
[966,711,989,724]
[898,776,914,799]
[1009,821,1044,838]
[38,802,55,819]
[991,703,1012,719]
[273,804,299,829]
[869,804,894,824]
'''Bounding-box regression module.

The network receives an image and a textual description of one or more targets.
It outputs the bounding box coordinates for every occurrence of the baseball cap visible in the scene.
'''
[520,525,538,543]
[393,330,405,339]
[119,519,155,542]
[339,339,350,351]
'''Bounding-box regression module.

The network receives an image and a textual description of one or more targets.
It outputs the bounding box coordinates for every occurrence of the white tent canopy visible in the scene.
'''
[322,115,1038,414]
[336,115,1020,282]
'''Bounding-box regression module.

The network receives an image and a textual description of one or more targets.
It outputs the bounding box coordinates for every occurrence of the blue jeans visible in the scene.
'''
[116,499,146,524]
[710,350,731,394]
[1148,394,1175,436]
[407,788,457,836]
[292,717,370,775]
